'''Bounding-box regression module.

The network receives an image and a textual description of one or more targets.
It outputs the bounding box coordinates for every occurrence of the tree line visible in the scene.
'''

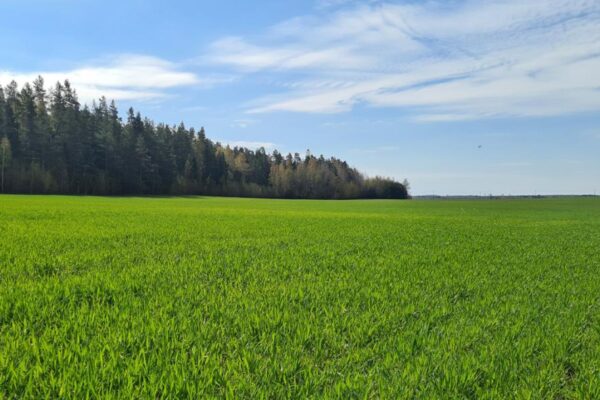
[0,77,409,199]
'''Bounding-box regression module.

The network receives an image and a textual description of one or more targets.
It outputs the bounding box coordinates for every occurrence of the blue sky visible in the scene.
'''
[1,0,599,195]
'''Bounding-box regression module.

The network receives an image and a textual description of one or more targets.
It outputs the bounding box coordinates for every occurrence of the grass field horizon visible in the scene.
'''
[1,195,600,398]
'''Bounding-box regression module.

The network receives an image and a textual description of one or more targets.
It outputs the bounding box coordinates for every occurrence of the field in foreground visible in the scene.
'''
[1,196,599,398]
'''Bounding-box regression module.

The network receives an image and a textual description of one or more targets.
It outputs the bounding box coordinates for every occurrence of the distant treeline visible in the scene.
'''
[0,77,409,199]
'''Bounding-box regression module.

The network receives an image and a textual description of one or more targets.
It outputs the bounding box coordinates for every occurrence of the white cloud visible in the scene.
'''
[230,119,259,129]
[315,0,376,10]
[209,37,376,72]
[208,0,600,120]
[0,54,200,105]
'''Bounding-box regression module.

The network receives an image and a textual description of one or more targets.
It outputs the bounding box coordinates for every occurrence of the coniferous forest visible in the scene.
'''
[0,78,408,199]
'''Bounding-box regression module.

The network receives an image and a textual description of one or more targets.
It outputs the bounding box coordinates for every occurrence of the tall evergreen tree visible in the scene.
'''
[4,82,20,161]
[0,86,6,141]
[0,136,11,193]
[0,78,409,199]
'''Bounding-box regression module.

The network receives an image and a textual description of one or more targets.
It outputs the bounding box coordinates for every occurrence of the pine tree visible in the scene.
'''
[16,83,40,192]
[1,136,11,193]
[4,82,20,161]
[0,86,5,140]
[0,77,409,199]
[33,76,51,170]
[135,135,152,193]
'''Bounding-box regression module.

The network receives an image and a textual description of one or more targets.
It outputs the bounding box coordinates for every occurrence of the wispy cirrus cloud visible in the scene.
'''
[315,0,377,10]
[230,119,260,129]
[0,54,203,104]
[207,0,600,120]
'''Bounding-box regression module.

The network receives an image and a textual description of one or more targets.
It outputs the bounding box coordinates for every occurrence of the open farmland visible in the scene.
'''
[1,195,599,398]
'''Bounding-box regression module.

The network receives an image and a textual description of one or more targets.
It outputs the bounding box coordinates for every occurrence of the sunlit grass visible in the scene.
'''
[1,195,599,398]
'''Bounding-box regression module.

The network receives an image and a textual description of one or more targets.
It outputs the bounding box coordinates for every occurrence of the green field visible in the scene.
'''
[1,195,599,398]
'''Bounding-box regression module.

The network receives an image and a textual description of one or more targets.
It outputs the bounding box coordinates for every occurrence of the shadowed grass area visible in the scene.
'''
[1,195,599,398]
